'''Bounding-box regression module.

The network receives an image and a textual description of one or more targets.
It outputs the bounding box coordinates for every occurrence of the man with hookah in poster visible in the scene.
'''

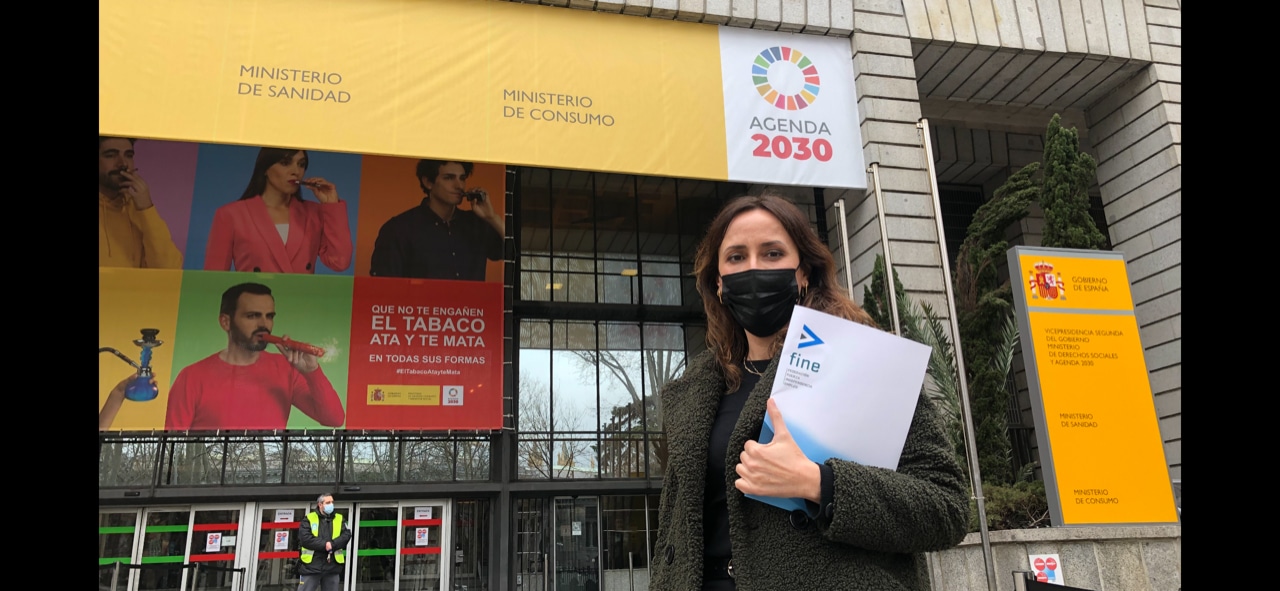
[164,282,346,430]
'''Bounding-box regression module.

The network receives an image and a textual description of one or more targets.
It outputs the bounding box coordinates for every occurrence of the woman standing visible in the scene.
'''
[649,194,969,591]
[204,148,353,274]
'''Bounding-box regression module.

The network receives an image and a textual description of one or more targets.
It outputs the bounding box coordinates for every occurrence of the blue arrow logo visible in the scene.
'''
[797,324,824,348]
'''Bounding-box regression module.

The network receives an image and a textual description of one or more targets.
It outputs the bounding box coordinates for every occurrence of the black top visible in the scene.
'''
[704,360,766,560]
[369,198,503,281]
[703,360,838,565]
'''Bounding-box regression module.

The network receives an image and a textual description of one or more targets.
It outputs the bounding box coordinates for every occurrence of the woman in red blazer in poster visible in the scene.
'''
[204,148,353,274]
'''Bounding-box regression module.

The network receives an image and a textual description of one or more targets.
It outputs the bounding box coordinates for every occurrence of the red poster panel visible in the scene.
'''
[346,277,503,429]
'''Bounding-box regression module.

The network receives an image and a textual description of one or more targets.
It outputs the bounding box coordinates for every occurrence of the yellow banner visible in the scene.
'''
[1010,247,1178,525]
[100,0,728,181]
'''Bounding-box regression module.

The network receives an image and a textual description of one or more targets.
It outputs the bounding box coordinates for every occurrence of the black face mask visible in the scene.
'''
[719,268,800,338]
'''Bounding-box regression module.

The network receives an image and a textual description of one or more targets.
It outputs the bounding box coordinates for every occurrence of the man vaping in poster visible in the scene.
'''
[368,159,504,281]
[164,282,345,430]
[99,136,184,268]
[299,492,351,591]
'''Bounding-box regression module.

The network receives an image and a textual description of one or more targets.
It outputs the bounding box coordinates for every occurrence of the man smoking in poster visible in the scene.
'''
[164,282,345,430]
[98,136,184,269]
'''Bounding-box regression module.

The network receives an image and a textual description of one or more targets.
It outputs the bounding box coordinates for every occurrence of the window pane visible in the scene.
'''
[456,439,491,481]
[552,346,597,478]
[599,432,646,479]
[344,439,397,483]
[551,169,596,258]
[286,438,337,484]
[99,511,137,567]
[521,268,552,302]
[403,439,454,482]
[519,320,554,479]
[637,176,678,237]
[640,259,682,306]
[601,494,650,581]
[164,438,223,486]
[452,500,491,591]
[596,323,642,435]
[355,506,398,591]
[556,268,595,303]
[597,183,638,252]
[100,439,160,487]
[520,168,552,253]
[225,437,284,485]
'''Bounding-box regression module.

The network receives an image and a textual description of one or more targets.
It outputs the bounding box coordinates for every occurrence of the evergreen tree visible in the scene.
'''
[952,162,1038,487]
[1040,114,1108,249]
[862,254,905,332]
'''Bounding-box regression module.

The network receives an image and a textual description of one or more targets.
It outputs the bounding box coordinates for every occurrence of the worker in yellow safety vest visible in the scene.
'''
[298,492,352,591]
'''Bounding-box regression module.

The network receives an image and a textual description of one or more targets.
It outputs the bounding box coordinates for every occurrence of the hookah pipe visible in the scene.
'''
[99,328,163,402]
[261,334,326,357]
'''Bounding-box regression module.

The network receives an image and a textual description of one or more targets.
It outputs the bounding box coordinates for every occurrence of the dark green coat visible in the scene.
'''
[649,349,970,590]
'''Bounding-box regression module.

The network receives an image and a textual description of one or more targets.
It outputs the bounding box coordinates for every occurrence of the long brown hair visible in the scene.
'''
[693,193,877,392]
[238,148,309,202]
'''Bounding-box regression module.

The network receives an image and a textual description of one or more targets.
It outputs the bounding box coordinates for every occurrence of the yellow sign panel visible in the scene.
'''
[1017,253,1136,311]
[99,0,728,181]
[367,385,440,407]
[1010,247,1177,526]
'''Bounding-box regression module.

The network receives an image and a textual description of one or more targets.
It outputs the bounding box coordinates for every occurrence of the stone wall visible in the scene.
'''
[925,525,1181,591]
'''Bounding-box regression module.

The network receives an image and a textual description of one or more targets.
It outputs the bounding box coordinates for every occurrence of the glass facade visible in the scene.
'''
[99,164,784,590]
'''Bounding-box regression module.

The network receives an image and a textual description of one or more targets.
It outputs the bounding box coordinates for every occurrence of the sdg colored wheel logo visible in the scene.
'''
[753,46,821,111]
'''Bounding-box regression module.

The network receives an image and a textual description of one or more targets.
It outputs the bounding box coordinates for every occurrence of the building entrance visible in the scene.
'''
[99,500,452,591]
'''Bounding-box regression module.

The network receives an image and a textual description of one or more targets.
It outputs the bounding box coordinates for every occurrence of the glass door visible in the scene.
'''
[137,507,192,591]
[349,500,451,591]
[246,501,353,591]
[398,501,449,591]
[352,503,398,591]
[187,505,245,590]
[109,505,249,591]
[514,499,550,591]
[553,497,600,591]
[100,509,142,591]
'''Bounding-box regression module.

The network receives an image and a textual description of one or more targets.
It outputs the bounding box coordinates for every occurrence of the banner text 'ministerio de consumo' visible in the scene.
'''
[502,89,616,127]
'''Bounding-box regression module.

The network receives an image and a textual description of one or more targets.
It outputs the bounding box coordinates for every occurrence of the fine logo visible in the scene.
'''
[1027,261,1068,301]
[798,325,824,348]
[370,388,385,402]
[753,46,821,111]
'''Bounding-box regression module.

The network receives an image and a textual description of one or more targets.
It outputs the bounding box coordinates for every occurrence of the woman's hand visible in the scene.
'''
[303,177,340,204]
[734,399,822,503]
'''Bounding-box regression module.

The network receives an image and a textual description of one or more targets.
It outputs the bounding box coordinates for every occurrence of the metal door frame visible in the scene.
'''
[99,507,145,591]
[550,496,601,591]
[120,503,248,591]
[397,499,453,591]
[350,501,401,591]
[350,499,452,591]
[186,502,250,591]
[244,500,355,591]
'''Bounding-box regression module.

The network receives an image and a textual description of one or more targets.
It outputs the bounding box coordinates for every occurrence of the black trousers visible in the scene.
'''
[702,577,736,591]
[298,571,342,591]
